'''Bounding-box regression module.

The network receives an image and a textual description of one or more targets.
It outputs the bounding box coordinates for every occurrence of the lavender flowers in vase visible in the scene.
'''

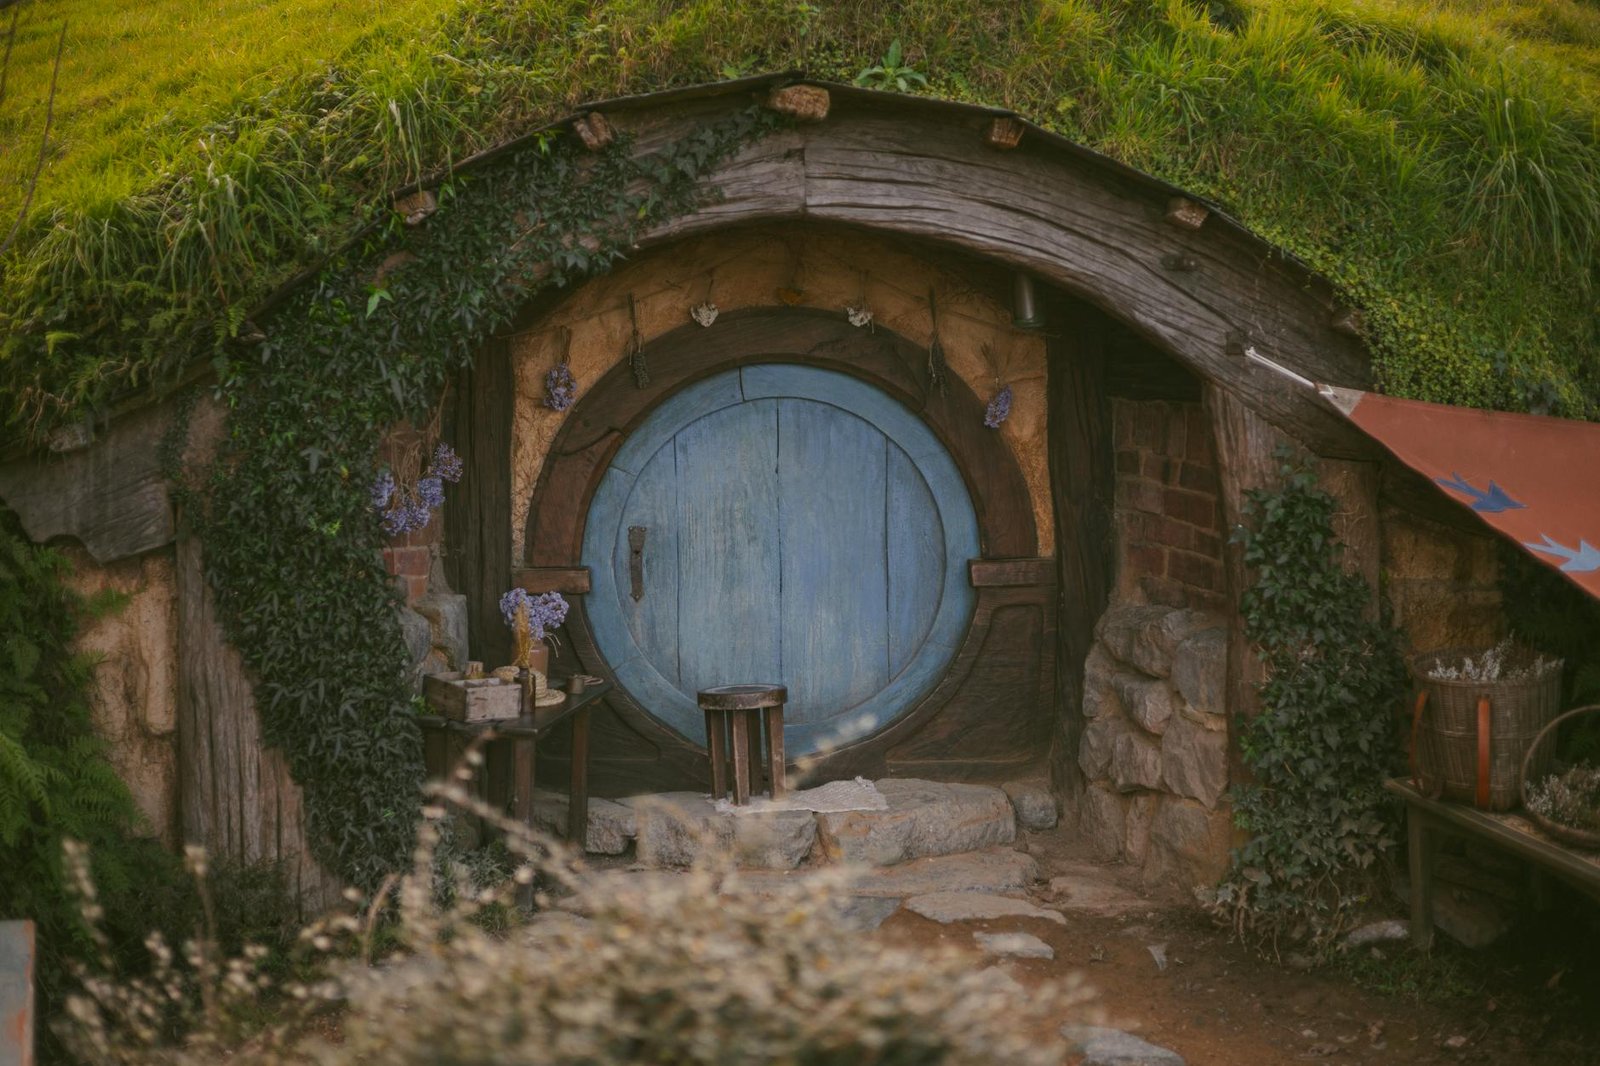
[499,588,570,678]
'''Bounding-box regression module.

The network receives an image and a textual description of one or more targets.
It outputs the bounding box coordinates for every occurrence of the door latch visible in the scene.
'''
[628,526,647,601]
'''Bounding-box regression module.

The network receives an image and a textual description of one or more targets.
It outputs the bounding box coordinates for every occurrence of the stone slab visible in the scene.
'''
[904,891,1066,926]
[815,779,1014,866]
[736,847,1038,899]
[835,896,902,932]
[974,931,1055,959]
[1002,778,1058,831]
[622,793,817,870]
[531,790,637,855]
[1047,867,1151,919]
[1061,1024,1185,1066]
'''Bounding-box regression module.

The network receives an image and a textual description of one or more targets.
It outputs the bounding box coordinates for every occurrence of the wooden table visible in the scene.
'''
[1386,777,1600,952]
[419,681,610,845]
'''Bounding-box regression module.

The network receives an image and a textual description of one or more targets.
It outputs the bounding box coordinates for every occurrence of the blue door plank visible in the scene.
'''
[674,400,783,696]
[886,441,944,679]
[616,440,680,685]
[778,399,890,723]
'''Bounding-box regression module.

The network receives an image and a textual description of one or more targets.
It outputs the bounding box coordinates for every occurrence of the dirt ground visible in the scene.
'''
[877,826,1600,1066]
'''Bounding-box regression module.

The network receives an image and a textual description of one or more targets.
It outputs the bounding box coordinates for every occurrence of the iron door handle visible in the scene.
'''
[628,526,647,601]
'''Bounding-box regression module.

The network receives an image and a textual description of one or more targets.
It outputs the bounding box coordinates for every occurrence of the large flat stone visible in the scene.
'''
[1061,1024,1185,1066]
[1171,626,1226,718]
[1110,732,1162,793]
[726,848,1038,901]
[974,931,1055,959]
[814,779,1014,866]
[1002,778,1058,830]
[1047,866,1150,918]
[531,790,637,855]
[904,891,1066,926]
[623,792,817,870]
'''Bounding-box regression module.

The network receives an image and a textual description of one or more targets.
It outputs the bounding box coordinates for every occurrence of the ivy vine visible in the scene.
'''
[181,107,781,889]
[1212,452,1406,954]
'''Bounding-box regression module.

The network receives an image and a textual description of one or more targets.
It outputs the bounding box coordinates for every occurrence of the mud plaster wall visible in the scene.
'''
[508,226,1052,564]
[64,545,180,847]
[1382,506,1503,655]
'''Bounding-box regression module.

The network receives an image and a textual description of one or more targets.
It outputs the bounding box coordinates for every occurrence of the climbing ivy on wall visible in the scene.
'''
[1212,453,1407,954]
[181,107,781,889]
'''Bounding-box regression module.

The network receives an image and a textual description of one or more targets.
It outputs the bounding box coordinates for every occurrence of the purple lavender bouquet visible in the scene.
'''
[545,363,577,412]
[499,588,569,641]
[984,385,1012,429]
[372,443,465,536]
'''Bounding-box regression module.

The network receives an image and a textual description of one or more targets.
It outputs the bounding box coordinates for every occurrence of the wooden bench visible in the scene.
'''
[1386,777,1600,952]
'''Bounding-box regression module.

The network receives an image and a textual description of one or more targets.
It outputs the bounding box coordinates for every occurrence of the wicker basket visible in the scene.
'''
[1409,645,1562,811]
[1520,705,1600,849]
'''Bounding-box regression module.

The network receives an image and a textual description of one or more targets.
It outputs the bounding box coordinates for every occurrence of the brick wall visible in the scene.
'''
[382,522,437,604]
[1112,399,1225,612]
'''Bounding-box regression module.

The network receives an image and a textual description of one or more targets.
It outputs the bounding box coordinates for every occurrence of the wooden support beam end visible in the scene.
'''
[394,189,437,227]
[1165,196,1209,231]
[573,112,615,151]
[766,84,830,122]
[984,116,1025,150]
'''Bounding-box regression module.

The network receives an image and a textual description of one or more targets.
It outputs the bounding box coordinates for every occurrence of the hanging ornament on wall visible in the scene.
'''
[626,293,650,388]
[545,326,577,412]
[925,288,948,395]
[845,269,874,331]
[982,343,1012,428]
[690,267,718,327]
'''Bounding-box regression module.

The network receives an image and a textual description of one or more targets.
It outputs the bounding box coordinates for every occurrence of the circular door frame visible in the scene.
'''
[580,363,981,756]
[524,307,1038,780]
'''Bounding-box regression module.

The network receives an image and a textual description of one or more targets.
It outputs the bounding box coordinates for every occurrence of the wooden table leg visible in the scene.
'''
[746,710,766,795]
[1408,804,1435,953]
[765,705,786,799]
[706,708,728,800]
[729,712,751,806]
[514,735,535,829]
[568,705,590,851]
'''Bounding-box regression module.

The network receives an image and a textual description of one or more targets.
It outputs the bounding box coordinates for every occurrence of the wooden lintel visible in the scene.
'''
[765,84,830,122]
[984,117,1025,150]
[1164,196,1209,230]
[513,566,592,594]
[968,557,1056,588]
[573,112,614,151]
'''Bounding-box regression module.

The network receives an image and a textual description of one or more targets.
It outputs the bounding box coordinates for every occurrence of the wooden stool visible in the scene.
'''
[699,684,787,806]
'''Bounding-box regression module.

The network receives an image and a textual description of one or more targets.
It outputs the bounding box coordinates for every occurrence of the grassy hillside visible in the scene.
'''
[3,0,1600,432]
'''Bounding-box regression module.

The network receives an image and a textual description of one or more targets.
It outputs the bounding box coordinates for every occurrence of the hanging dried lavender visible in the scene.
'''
[626,293,649,388]
[925,288,948,395]
[984,385,1013,428]
[545,327,577,410]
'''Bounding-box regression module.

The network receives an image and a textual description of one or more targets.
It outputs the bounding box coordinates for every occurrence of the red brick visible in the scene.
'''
[1125,543,1167,578]
[1116,449,1143,475]
[1128,403,1164,450]
[1163,488,1216,529]
[1190,529,1225,559]
[386,546,431,578]
[1165,404,1188,457]
[1140,575,1192,609]
[1186,407,1215,462]
[1142,452,1173,482]
[1177,461,1219,494]
[1117,478,1166,514]
[404,575,430,603]
[1113,400,1139,447]
[1168,550,1224,592]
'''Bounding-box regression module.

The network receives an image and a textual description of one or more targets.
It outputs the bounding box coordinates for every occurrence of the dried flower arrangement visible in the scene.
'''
[1526,763,1600,834]
[499,588,569,643]
[1423,637,1560,683]
[372,441,463,537]
[544,363,577,411]
[981,344,1012,429]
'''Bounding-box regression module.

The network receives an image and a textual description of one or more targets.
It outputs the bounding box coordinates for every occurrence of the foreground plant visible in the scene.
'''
[60,747,1089,1065]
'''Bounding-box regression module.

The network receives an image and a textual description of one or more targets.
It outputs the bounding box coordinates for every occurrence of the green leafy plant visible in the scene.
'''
[1211,452,1407,954]
[177,108,780,892]
[854,39,929,92]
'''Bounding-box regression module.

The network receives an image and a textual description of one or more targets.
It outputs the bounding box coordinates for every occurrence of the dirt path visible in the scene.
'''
[875,829,1600,1065]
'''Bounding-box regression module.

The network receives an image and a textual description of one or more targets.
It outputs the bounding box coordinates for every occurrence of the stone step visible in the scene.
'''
[904,891,1067,926]
[620,792,817,870]
[814,779,1016,865]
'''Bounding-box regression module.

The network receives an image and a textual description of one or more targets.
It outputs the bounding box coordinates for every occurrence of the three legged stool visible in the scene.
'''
[699,684,787,806]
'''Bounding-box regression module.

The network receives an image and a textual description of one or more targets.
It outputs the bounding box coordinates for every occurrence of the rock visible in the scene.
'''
[1078,784,1126,862]
[1124,792,1158,866]
[1159,714,1228,809]
[1082,645,1122,718]
[397,606,433,688]
[1129,609,1213,679]
[1343,919,1409,949]
[1171,627,1227,717]
[974,931,1055,959]
[1097,606,1175,669]
[1433,887,1512,948]
[904,891,1066,926]
[624,793,817,870]
[1142,797,1233,891]
[815,779,1014,866]
[413,591,469,670]
[739,848,1039,899]
[531,790,637,855]
[1079,714,1127,780]
[834,896,902,931]
[1060,1024,1186,1066]
[1110,732,1162,793]
[1047,867,1149,918]
[1002,778,1058,830]
[975,965,1026,998]
[1114,673,1175,735]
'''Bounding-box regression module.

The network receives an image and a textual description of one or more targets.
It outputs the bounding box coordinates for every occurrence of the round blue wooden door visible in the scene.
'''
[582,364,979,756]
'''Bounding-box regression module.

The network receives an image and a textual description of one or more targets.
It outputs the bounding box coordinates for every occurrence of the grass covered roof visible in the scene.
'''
[3,0,1600,436]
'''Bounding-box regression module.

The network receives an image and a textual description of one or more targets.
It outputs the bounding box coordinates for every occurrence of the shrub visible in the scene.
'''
[1210,453,1407,955]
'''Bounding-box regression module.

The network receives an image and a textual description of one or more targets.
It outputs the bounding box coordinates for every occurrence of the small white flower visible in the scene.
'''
[691,302,719,327]
[845,306,873,329]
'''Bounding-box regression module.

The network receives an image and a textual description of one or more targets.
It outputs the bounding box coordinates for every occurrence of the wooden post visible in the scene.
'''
[568,707,590,846]
[1,921,33,1066]
[1407,806,1436,953]
[1316,457,1381,617]
[446,337,515,670]
[1046,304,1113,805]
[1204,386,1295,771]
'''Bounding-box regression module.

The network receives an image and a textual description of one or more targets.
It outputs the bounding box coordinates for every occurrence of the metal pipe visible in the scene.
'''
[1011,271,1045,329]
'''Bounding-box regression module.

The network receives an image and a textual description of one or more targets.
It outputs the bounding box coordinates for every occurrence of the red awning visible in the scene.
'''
[1320,386,1600,599]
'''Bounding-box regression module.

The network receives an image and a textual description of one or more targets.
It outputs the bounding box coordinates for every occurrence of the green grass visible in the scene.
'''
[3,0,1600,432]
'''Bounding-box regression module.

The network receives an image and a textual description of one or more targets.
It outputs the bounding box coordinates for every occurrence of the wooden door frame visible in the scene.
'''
[515,307,1053,789]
